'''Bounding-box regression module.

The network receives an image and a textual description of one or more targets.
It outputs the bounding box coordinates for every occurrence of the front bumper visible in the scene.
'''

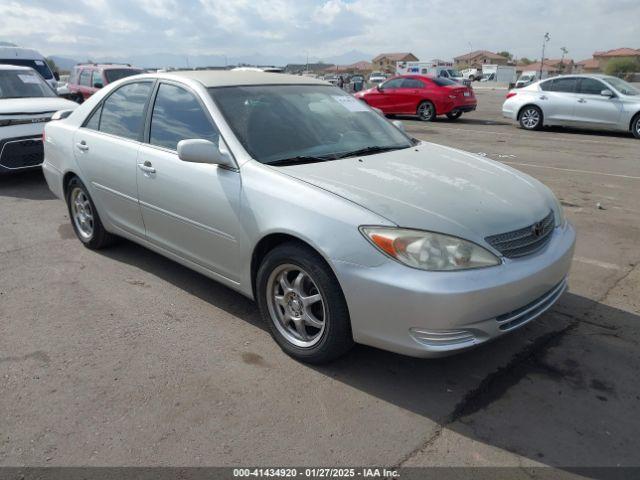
[334,221,576,357]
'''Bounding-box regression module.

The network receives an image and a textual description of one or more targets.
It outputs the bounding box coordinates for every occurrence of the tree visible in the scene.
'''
[519,57,534,65]
[497,51,513,60]
[604,58,640,79]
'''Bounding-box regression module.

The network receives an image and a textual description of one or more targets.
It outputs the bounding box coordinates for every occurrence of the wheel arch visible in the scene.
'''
[62,170,80,199]
[517,103,543,121]
[250,232,340,300]
[629,110,640,132]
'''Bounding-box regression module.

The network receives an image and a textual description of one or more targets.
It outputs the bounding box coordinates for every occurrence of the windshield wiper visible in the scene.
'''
[267,155,336,166]
[332,145,407,159]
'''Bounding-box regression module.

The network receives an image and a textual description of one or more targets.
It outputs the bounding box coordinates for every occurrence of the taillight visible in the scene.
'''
[506,92,517,99]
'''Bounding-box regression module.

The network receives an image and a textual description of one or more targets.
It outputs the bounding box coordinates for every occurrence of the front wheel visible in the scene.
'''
[446,110,462,120]
[519,105,543,130]
[632,114,640,139]
[417,101,436,121]
[256,242,354,364]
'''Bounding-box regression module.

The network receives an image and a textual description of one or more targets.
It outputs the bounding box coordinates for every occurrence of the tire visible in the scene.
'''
[632,114,640,139]
[519,105,543,130]
[417,101,436,121]
[446,110,463,120]
[65,176,115,249]
[256,242,354,364]
[468,75,475,82]
[73,93,84,104]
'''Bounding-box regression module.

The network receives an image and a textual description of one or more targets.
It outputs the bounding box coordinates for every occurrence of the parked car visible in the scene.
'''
[0,65,77,174]
[461,68,480,81]
[43,71,574,363]
[503,74,640,138]
[0,46,59,90]
[67,63,143,103]
[355,75,477,121]
[368,72,387,85]
[515,70,548,89]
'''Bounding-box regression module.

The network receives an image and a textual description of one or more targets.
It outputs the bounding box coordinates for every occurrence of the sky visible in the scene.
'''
[1,0,639,65]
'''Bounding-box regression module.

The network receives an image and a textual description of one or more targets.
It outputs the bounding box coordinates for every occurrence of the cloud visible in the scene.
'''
[1,0,638,64]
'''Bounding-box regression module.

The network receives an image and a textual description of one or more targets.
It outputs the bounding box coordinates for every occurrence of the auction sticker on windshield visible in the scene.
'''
[332,95,369,112]
[18,74,41,84]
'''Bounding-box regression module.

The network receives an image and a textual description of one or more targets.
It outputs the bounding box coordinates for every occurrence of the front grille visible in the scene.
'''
[0,137,44,170]
[485,210,555,258]
[496,279,567,331]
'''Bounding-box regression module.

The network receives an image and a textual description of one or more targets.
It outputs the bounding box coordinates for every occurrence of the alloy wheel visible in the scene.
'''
[266,264,326,348]
[521,108,540,129]
[418,102,435,121]
[70,187,94,240]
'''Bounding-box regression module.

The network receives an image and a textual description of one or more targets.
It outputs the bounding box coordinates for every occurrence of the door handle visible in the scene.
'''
[76,141,89,151]
[539,95,548,100]
[577,98,587,103]
[138,161,156,174]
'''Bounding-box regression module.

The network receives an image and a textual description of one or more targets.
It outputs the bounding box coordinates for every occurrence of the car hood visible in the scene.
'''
[0,97,78,115]
[277,142,555,244]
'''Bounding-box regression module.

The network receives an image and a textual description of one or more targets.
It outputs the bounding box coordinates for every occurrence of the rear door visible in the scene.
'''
[73,80,154,238]
[136,81,242,280]
[539,77,579,125]
[573,77,623,129]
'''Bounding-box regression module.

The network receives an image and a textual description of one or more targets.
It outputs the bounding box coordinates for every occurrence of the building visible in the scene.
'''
[371,52,418,73]
[454,50,508,68]
[323,61,373,75]
[575,58,601,74]
[517,58,574,75]
[592,48,640,71]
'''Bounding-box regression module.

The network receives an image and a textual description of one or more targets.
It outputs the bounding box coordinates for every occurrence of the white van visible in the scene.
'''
[0,47,58,90]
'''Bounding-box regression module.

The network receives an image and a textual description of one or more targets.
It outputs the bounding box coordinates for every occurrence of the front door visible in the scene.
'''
[136,82,242,281]
[573,78,623,129]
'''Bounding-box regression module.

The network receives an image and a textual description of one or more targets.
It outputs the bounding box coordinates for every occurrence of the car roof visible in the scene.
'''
[0,64,35,71]
[150,70,329,88]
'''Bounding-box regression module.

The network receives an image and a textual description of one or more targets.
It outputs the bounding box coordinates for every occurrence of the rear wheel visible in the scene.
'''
[446,110,463,120]
[256,242,353,364]
[66,177,115,249]
[417,101,436,121]
[519,105,543,130]
[632,114,640,139]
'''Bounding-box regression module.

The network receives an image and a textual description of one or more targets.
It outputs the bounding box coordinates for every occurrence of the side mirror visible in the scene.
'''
[177,139,234,168]
[93,82,103,89]
[391,120,405,132]
[600,89,614,98]
[53,72,60,81]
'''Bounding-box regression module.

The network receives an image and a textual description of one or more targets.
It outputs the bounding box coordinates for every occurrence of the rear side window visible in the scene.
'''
[432,77,457,86]
[79,70,91,87]
[149,83,219,150]
[381,78,404,89]
[99,81,153,140]
[577,78,606,95]
[104,69,143,83]
[545,78,578,93]
[401,78,425,88]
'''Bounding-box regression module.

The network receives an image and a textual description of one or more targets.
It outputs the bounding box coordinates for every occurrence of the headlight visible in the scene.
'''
[360,227,501,271]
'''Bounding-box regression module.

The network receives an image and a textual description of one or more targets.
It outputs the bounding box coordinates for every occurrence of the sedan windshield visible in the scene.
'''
[0,69,56,99]
[209,85,413,164]
[604,76,639,96]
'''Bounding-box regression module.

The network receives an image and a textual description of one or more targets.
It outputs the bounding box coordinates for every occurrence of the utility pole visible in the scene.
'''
[540,32,550,79]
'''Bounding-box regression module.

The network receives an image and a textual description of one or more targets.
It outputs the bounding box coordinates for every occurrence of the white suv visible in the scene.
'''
[0,65,77,174]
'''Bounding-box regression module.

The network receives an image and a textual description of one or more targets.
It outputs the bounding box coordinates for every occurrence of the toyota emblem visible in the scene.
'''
[531,222,544,237]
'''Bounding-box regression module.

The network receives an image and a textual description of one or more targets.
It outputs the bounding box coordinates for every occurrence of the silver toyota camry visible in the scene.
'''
[43,71,575,363]
[503,74,640,138]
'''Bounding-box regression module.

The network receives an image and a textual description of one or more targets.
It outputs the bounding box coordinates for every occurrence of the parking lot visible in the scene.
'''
[1,87,639,471]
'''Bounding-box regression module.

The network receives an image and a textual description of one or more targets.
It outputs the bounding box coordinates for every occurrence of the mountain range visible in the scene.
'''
[50,50,372,71]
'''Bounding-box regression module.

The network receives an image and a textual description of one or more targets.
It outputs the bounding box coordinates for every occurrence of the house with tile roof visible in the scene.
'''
[592,48,640,72]
[371,52,418,73]
[454,50,508,68]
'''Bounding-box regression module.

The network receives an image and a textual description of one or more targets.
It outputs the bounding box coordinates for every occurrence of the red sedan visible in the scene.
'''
[355,75,477,121]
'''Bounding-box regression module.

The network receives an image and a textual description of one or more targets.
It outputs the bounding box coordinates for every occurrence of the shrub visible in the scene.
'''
[604,58,640,79]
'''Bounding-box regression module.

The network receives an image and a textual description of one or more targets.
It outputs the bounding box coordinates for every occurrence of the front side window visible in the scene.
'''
[99,81,153,140]
[577,78,606,95]
[79,70,91,87]
[209,84,412,164]
[401,78,425,89]
[150,83,219,150]
[91,70,103,88]
[0,68,55,98]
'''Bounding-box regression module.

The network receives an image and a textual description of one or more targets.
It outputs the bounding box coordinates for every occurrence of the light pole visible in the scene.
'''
[560,47,568,73]
[540,33,550,79]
